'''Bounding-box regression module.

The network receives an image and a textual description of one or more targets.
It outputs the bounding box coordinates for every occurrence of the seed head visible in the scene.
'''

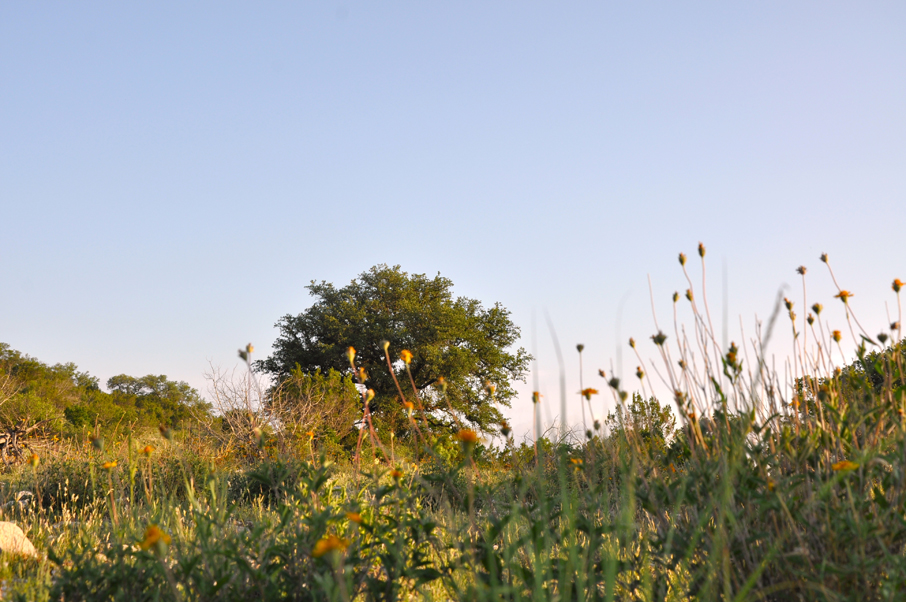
[878,333,888,344]
[796,266,807,275]
[807,314,814,326]
[820,253,828,263]
[651,331,668,346]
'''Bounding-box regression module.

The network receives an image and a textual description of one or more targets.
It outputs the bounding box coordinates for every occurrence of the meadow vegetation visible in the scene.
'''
[0,254,904,601]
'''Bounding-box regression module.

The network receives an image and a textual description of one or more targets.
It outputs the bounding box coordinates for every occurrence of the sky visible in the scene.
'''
[2,2,905,441]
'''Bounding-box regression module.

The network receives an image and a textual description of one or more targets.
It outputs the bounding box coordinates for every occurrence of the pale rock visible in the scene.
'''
[0,522,37,556]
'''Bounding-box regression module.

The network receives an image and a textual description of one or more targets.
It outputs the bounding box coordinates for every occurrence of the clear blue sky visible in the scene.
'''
[3,2,904,439]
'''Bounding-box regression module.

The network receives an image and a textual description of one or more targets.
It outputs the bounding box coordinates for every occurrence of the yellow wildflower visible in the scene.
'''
[456,429,478,444]
[101,460,117,470]
[581,388,598,400]
[832,460,859,472]
[832,330,842,343]
[834,290,853,303]
[346,512,363,523]
[312,534,348,558]
[894,279,903,293]
[400,349,413,365]
[139,524,171,554]
[141,445,155,456]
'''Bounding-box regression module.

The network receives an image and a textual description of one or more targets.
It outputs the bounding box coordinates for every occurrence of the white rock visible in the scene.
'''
[0,522,37,556]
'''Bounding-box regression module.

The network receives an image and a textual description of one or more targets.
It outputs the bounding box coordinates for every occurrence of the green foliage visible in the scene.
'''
[605,393,676,464]
[258,264,531,435]
[0,343,209,434]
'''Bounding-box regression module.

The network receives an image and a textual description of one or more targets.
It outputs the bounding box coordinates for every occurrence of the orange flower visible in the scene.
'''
[28,454,39,468]
[101,460,117,470]
[346,346,356,365]
[581,388,598,400]
[569,458,583,466]
[312,534,348,558]
[306,431,315,440]
[141,445,155,456]
[832,460,858,472]
[456,429,478,444]
[400,349,413,365]
[139,524,171,553]
[532,391,541,404]
[894,279,903,293]
[834,290,853,303]
[345,512,363,524]
[389,469,403,479]
[832,330,842,343]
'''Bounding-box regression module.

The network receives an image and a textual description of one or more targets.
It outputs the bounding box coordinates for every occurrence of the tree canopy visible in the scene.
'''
[258,265,530,435]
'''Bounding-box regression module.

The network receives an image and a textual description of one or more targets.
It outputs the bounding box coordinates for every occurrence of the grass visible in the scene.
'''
[1,252,905,601]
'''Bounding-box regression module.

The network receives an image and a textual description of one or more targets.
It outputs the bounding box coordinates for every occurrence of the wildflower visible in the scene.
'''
[832,330,842,343]
[569,458,583,466]
[796,266,807,275]
[820,253,828,263]
[581,388,598,400]
[678,253,686,266]
[698,242,706,258]
[456,429,479,444]
[382,340,390,353]
[400,349,413,365]
[636,366,645,380]
[767,479,775,491]
[141,445,155,456]
[685,289,693,302]
[532,391,541,404]
[28,454,39,468]
[312,534,348,558]
[784,297,793,311]
[500,421,511,437]
[651,331,667,346]
[576,344,585,353]
[365,389,375,402]
[485,381,496,396]
[598,369,606,378]
[669,463,676,474]
[832,460,859,472]
[404,401,414,417]
[628,338,635,348]
[807,314,814,326]
[791,396,800,408]
[91,436,105,452]
[246,343,254,355]
[139,524,171,554]
[389,469,403,479]
[346,346,356,366]
[307,431,315,440]
[101,461,117,470]
[345,512,363,524]
[812,303,823,315]
[834,290,853,303]
[672,292,679,303]
[358,367,368,381]
[894,279,903,293]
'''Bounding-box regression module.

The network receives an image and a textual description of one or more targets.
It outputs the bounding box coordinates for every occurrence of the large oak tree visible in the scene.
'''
[257,265,530,435]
